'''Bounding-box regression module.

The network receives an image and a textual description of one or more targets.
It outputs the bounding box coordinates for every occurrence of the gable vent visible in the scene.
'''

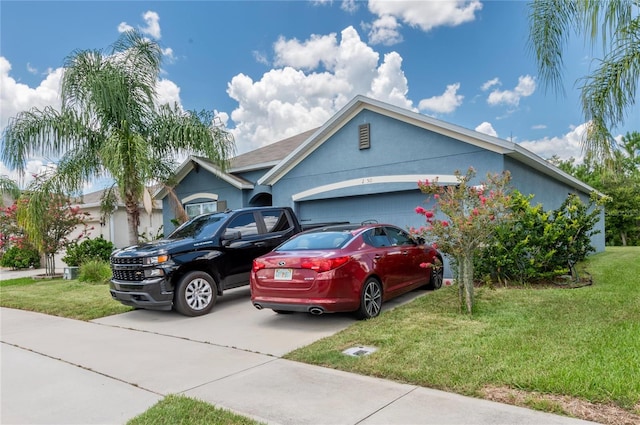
[358,124,371,150]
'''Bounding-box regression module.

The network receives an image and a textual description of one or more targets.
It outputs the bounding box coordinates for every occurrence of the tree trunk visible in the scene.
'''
[125,203,140,246]
[461,254,474,314]
[45,253,55,276]
[620,232,627,246]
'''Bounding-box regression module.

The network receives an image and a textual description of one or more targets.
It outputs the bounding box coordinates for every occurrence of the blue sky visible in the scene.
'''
[1,0,638,191]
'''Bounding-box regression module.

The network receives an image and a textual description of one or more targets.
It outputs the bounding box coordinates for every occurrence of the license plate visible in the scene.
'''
[274,268,293,280]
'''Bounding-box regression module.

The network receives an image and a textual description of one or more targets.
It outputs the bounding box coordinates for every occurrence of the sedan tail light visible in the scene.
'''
[252,259,266,272]
[301,256,351,272]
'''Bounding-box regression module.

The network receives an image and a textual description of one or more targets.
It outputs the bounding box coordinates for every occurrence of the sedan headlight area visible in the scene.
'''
[143,255,170,266]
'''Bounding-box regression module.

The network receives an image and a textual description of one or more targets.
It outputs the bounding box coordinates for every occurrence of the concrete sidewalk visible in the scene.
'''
[1,307,597,425]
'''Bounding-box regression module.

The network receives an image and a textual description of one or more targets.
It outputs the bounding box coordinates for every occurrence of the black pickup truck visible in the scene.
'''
[110,207,306,316]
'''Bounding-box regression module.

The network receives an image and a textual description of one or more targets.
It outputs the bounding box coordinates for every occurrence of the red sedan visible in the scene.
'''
[250,223,443,319]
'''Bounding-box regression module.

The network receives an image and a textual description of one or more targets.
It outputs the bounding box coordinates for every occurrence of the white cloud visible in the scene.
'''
[156,78,182,108]
[140,11,161,39]
[252,50,269,66]
[341,0,359,13]
[26,63,38,75]
[418,83,463,114]
[118,10,161,39]
[481,77,500,91]
[273,33,340,70]
[162,47,175,63]
[487,75,536,107]
[368,0,482,36]
[532,124,547,130]
[227,26,415,153]
[518,123,589,162]
[118,22,134,33]
[475,121,498,137]
[0,57,62,132]
[367,15,403,46]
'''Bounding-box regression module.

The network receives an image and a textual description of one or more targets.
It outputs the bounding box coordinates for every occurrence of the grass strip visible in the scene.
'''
[0,277,132,320]
[127,395,265,425]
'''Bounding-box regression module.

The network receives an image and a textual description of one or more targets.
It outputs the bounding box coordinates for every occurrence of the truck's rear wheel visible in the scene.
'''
[174,271,217,316]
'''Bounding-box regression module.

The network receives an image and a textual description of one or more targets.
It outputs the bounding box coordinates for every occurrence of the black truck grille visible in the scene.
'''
[111,269,145,282]
[111,257,143,265]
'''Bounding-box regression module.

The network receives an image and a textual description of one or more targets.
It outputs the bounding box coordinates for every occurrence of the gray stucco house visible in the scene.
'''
[156,95,605,256]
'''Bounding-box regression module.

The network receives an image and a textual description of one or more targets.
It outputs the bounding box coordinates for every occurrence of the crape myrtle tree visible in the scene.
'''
[1,30,235,246]
[528,0,640,161]
[17,174,90,276]
[412,168,512,314]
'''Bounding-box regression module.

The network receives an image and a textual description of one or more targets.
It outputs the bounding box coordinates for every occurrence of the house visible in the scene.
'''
[155,95,605,269]
[52,188,163,270]
[70,188,164,248]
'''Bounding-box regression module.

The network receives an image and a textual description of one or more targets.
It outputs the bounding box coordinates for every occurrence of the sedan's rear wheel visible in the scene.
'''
[355,278,382,320]
[174,271,217,316]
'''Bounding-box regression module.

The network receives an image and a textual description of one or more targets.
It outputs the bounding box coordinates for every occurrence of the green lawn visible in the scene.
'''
[285,247,640,418]
[0,277,132,320]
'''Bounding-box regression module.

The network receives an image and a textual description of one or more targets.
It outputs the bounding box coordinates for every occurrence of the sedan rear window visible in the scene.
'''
[277,231,353,250]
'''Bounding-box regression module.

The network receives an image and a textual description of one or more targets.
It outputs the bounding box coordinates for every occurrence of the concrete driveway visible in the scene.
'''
[92,286,428,357]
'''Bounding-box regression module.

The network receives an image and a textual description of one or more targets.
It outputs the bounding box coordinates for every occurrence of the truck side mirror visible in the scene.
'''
[222,230,242,245]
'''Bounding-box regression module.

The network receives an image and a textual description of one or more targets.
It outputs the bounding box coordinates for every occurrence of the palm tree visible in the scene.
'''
[528,0,640,160]
[0,176,20,201]
[1,31,234,245]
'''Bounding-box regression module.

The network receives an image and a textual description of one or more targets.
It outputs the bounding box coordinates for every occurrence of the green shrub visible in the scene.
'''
[78,260,112,284]
[0,245,41,269]
[63,236,115,267]
[476,191,601,284]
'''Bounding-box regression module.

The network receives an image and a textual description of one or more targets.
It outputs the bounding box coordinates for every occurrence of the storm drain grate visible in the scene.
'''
[342,346,378,357]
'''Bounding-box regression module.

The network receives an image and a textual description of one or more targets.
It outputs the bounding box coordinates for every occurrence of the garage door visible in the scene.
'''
[296,190,430,229]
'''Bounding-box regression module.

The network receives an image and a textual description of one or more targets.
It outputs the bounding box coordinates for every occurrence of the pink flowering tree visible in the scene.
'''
[412,167,512,314]
[16,175,91,276]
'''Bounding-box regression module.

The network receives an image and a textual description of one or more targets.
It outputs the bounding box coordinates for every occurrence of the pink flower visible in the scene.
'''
[434,194,440,199]
[425,210,434,218]
[432,243,438,250]
[419,262,432,269]
[441,221,449,227]
[415,206,426,215]
[472,208,479,216]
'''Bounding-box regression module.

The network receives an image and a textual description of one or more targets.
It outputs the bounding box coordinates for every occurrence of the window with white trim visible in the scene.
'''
[185,201,218,218]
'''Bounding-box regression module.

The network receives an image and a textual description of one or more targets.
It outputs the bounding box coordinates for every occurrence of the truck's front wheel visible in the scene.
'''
[174,271,217,316]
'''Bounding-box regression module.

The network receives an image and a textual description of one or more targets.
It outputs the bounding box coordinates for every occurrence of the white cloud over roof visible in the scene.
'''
[475,121,498,137]
[487,75,536,107]
[418,83,464,114]
[519,123,588,162]
[227,26,416,153]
